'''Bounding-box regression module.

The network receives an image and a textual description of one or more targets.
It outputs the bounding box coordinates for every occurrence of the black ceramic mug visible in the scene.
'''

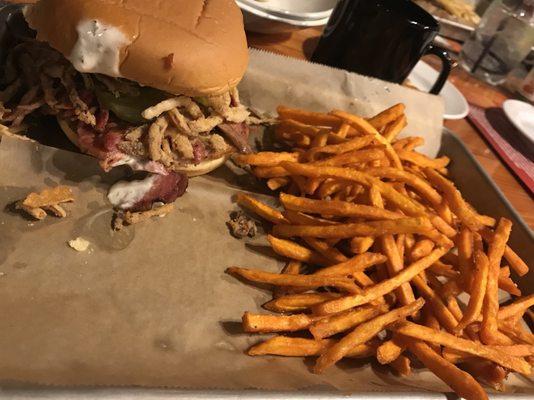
[311,0,453,94]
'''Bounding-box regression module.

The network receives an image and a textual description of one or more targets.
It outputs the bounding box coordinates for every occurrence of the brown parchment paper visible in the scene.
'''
[0,50,532,395]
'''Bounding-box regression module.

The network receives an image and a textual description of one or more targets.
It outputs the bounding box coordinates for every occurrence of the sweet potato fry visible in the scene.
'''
[498,273,521,296]
[377,335,406,364]
[383,115,407,143]
[390,354,412,376]
[267,177,290,191]
[226,267,360,294]
[460,360,508,392]
[248,336,331,356]
[330,109,403,169]
[425,168,490,232]
[427,261,458,279]
[307,135,375,160]
[272,217,433,239]
[502,246,529,276]
[314,247,448,315]
[273,260,301,298]
[442,347,473,364]
[236,193,289,224]
[411,275,459,333]
[457,227,473,279]
[489,344,534,357]
[406,340,488,400]
[283,210,339,226]
[367,103,406,131]
[234,152,300,167]
[267,235,329,266]
[398,149,450,169]
[381,234,416,305]
[314,299,424,373]
[455,250,489,334]
[498,322,534,345]
[395,322,532,375]
[303,237,347,264]
[309,304,385,340]
[310,131,329,149]
[313,148,385,167]
[248,336,377,358]
[313,253,388,278]
[481,218,512,345]
[497,294,534,321]
[392,136,425,152]
[253,166,289,178]
[410,239,435,261]
[277,106,342,129]
[350,237,375,254]
[280,193,403,220]
[242,312,314,333]
[479,229,529,276]
[263,292,341,313]
[335,123,351,139]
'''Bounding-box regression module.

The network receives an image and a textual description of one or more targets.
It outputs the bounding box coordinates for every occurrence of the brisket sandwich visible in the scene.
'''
[0,0,253,210]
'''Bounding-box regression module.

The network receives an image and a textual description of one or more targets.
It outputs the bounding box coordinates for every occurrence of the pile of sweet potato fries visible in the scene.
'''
[226,104,532,400]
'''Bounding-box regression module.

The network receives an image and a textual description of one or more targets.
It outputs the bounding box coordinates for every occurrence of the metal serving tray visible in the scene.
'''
[1,128,532,400]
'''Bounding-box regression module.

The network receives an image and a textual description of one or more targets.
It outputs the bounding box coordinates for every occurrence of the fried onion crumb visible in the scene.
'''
[113,203,175,231]
[227,210,257,239]
[17,186,74,220]
[68,237,91,252]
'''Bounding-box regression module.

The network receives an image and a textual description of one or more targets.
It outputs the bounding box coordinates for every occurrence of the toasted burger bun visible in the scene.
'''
[57,117,229,177]
[25,0,248,97]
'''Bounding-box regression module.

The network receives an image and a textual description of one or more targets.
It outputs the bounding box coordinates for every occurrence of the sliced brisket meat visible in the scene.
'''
[218,122,251,154]
[108,172,188,212]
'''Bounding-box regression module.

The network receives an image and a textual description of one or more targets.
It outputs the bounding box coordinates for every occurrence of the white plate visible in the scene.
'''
[408,60,469,120]
[237,1,330,34]
[503,99,534,144]
[238,0,336,20]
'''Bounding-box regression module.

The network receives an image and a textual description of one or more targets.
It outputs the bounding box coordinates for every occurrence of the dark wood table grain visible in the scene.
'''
[247,27,533,229]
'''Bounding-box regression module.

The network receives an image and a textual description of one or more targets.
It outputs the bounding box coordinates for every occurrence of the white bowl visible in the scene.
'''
[237,1,331,34]
[238,0,337,20]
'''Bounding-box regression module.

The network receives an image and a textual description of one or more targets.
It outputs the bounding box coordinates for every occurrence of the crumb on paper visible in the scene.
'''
[17,186,74,220]
[68,237,91,252]
[22,186,74,208]
[113,203,175,231]
[226,210,257,239]
[43,204,67,218]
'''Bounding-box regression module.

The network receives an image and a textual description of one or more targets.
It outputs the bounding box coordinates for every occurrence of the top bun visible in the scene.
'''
[24,0,249,97]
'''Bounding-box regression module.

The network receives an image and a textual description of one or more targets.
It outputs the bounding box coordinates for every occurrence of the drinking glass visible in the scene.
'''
[460,0,534,85]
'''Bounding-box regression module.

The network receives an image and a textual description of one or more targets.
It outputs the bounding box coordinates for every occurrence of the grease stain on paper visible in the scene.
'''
[70,207,135,252]
[11,262,27,270]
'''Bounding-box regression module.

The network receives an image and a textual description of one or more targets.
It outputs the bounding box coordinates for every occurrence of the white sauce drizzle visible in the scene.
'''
[68,19,130,77]
[111,155,148,170]
[107,175,157,210]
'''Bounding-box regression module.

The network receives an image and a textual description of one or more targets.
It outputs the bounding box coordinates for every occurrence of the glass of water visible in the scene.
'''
[460,0,534,85]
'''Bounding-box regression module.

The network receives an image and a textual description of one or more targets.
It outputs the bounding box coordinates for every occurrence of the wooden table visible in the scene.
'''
[247,27,533,229]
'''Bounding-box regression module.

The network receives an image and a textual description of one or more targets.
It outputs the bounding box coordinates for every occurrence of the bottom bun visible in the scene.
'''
[57,117,228,177]
[173,155,229,177]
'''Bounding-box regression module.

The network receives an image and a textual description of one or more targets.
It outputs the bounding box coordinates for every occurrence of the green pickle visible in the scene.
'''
[96,85,169,124]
